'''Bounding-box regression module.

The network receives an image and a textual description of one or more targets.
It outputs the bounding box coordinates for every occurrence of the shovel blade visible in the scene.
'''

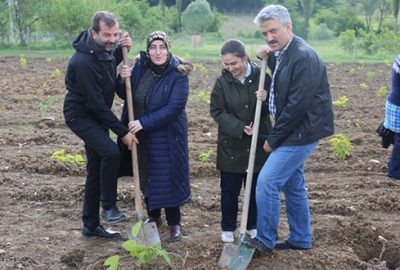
[126,221,160,247]
[228,241,255,270]
[218,243,237,268]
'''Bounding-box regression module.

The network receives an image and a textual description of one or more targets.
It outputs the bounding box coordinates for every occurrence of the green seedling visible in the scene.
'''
[376,86,388,97]
[20,55,27,69]
[348,68,356,76]
[46,57,52,64]
[51,68,62,78]
[360,83,369,90]
[51,149,85,166]
[198,90,210,103]
[332,96,349,108]
[199,149,212,162]
[105,221,171,269]
[367,71,375,79]
[37,96,61,111]
[194,63,208,75]
[329,133,352,160]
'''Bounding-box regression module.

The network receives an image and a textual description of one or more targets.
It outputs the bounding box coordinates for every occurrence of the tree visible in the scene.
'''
[357,0,379,32]
[181,0,214,34]
[181,0,214,47]
[394,0,399,32]
[376,0,390,33]
[11,0,41,46]
[40,0,102,42]
[301,0,314,40]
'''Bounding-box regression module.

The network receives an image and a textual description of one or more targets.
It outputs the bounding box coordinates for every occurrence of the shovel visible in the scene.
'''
[122,47,160,247]
[218,58,267,269]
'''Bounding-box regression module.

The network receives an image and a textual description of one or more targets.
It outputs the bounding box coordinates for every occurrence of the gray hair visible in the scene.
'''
[253,5,291,26]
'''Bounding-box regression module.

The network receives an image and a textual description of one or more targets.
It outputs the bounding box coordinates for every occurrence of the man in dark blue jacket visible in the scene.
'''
[64,11,136,240]
[244,5,334,252]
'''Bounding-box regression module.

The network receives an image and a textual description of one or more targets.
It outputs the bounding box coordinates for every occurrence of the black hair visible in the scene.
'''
[91,11,118,33]
[220,39,247,58]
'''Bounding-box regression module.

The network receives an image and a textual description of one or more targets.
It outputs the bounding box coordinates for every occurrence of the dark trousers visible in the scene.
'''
[220,171,258,232]
[388,133,400,180]
[145,198,181,225]
[68,121,120,229]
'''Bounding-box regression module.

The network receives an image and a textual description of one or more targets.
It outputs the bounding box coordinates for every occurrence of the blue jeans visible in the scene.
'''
[388,132,400,180]
[255,141,318,249]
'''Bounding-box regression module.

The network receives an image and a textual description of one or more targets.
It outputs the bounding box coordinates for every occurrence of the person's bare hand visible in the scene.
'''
[256,44,273,59]
[244,122,253,136]
[256,89,267,102]
[263,140,272,153]
[121,132,139,150]
[120,65,131,80]
[128,120,143,134]
[119,32,132,51]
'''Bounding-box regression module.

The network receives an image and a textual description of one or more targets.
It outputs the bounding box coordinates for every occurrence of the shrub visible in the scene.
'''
[313,23,334,41]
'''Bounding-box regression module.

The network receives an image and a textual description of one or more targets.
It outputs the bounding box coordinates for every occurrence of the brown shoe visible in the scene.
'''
[168,225,182,241]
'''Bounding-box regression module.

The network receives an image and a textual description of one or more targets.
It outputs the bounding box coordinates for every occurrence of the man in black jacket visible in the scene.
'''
[64,11,136,239]
[244,5,334,252]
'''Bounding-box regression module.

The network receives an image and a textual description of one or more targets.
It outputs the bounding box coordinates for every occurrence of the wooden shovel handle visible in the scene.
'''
[239,58,267,235]
[122,47,145,220]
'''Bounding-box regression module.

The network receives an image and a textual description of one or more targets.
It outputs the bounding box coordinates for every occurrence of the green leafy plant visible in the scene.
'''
[194,63,208,75]
[348,68,356,76]
[329,133,352,160]
[20,55,27,69]
[199,149,212,162]
[51,149,85,166]
[45,57,52,64]
[105,221,171,269]
[367,71,375,79]
[332,96,349,108]
[376,86,388,97]
[360,82,369,90]
[198,90,210,103]
[51,68,62,78]
[37,96,61,111]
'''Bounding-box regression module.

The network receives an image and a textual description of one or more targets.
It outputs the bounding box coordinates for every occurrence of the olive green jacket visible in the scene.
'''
[210,62,272,173]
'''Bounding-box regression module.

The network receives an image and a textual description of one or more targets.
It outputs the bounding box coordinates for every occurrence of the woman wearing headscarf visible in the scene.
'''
[118,31,192,241]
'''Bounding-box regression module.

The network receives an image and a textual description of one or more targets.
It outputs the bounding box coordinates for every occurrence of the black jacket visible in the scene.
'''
[63,29,128,137]
[267,36,334,149]
[210,62,272,173]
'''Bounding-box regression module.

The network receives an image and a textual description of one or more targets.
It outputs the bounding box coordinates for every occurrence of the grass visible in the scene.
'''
[0,35,395,64]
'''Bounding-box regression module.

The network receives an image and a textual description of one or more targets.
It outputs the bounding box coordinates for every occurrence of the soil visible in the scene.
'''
[0,56,400,270]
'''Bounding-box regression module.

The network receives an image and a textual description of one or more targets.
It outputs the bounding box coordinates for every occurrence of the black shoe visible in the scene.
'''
[275,240,310,250]
[242,237,273,253]
[167,225,182,242]
[82,224,121,240]
[102,206,126,224]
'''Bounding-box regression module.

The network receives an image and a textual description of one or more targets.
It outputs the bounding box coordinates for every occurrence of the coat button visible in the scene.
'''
[245,105,248,108]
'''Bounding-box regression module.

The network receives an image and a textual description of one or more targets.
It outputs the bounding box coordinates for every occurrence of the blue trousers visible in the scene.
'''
[255,141,318,249]
[67,119,121,230]
[220,171,258,232]
[388,133,400,180]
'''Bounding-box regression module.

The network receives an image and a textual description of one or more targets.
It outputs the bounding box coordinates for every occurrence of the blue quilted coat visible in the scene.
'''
[118,52,191,210]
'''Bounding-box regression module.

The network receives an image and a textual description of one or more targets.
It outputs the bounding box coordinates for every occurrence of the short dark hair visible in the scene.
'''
[91,11,118,33]
[220,39,247,59]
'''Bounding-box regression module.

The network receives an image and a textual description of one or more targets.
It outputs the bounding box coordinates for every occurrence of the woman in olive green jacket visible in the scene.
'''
[210,39,272,243]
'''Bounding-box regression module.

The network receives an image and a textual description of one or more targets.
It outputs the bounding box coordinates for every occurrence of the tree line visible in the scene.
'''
[1,0,399,55]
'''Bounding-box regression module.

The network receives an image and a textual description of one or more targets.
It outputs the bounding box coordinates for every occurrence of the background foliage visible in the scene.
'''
[1,0,399,62]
